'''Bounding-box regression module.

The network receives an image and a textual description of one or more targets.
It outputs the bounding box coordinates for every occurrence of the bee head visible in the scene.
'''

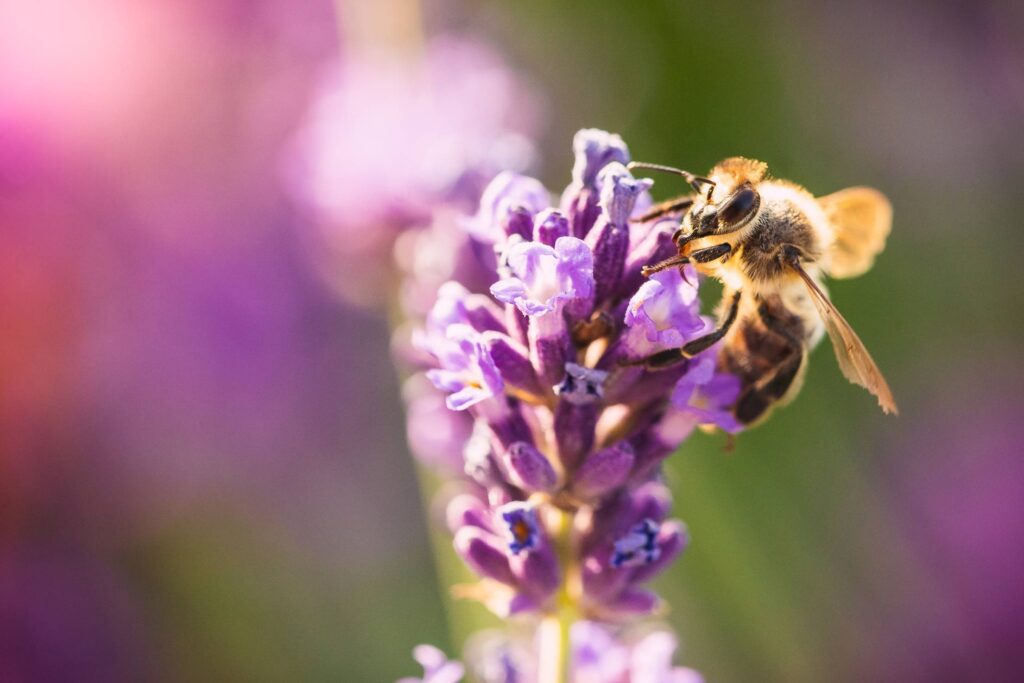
[685,162,764,240]
[625,158,764,242]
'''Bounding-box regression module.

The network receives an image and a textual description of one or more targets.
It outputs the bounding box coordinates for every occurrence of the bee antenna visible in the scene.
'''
[627,161,716,194]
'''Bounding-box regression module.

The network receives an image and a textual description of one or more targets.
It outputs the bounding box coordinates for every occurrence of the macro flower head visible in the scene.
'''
[397,130,746,679]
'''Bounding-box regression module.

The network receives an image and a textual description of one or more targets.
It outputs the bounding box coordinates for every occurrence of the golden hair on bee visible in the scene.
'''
[629,157,897,426]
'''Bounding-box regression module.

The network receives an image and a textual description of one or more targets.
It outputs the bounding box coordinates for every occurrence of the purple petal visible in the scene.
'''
[607,587,660,616]
[502,442,558,493]
[554,236,595,299]
[466,171,550,242]
[574,442,636,498]
[509,542,560,598]
[426,369,466,394]
[483,333,542,395]
[598,163,653,226]
[534,208,570,246]
[489,278,528,306]
[454,527,517,585]
[571,129,631,187]
[446,494,494,533]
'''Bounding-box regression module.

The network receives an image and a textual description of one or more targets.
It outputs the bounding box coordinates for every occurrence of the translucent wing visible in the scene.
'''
[790,260,898,414]
[818,187,892,279]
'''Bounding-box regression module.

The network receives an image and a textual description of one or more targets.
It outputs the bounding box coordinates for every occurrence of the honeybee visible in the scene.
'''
[630,157,897,425]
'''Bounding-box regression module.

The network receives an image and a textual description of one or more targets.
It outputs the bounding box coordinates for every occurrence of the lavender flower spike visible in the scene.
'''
[398,129,757,681]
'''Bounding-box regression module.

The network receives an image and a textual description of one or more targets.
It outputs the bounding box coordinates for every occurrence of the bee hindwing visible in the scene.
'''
[818,187,892,279]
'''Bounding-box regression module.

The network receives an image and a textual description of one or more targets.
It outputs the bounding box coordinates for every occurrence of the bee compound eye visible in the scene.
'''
[718,186,760,228]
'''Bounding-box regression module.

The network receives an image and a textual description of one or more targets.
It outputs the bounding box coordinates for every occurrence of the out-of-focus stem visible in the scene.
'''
[537,614,564,683]
[539,506,580,683]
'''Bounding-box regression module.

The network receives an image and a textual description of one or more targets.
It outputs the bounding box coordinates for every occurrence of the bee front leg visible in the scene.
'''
[641,254,690,277]
[641,242,732,278]
[689,243,732,263]
[631,194,694,223]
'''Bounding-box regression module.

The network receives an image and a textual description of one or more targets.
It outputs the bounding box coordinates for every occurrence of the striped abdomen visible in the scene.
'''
[718,293,809,426]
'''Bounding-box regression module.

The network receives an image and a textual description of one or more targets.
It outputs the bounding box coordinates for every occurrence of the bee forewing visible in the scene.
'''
[791,262,899,414]
[818,187,892,279]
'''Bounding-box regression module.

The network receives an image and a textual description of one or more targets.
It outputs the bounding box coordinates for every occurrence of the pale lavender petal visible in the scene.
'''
[571,129,630,187]
[446,385,491,411]
[446,493,494,533]
[554,236,595,300]
[466,171,550,242]
[630,519,689,584]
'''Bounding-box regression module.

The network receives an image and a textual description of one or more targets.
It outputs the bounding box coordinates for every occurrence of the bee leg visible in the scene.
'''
[640,243,732,278]
[624,290,742,370]
[631,195,694,223]
[641,254,690,277]
[689,243,732,263]
[624,347,690,370]
[681,290,742,357]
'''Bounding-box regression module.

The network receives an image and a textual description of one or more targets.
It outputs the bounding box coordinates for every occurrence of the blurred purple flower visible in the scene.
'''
[398,644,465,683]
[413,621,702,682]
[571,621,703,683]
[288,36,542,305]
[862,370,1024,682]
